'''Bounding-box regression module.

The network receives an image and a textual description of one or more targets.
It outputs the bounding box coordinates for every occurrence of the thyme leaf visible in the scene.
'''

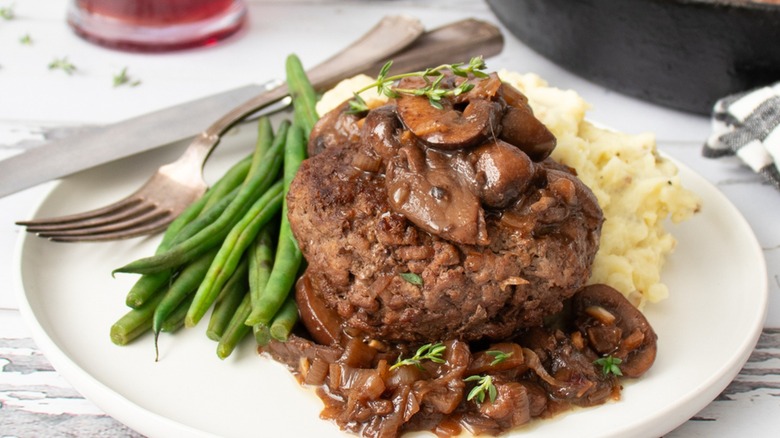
[0,4,15,20]
[464,374,497,404]
[486,350,513,366]
[399,272,423,287]
[48,57,77,75]
[390,342,446,371]
[594,355,623,376]
[113,67,141,87]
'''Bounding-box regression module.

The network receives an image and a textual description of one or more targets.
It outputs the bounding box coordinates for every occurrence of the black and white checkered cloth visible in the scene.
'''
[703,83,780,190]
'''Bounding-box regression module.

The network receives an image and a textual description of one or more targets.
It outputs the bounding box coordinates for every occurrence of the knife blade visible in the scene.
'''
[0,83,276,198]
[0,17,503,198]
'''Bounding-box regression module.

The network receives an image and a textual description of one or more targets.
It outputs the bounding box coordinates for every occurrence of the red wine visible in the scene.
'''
[67,0,247,51]
[73,0,239,25]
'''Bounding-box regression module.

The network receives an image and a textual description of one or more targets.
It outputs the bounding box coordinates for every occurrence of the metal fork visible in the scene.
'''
[17,17,504,242]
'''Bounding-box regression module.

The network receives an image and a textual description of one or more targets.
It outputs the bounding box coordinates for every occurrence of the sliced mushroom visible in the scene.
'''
[453,73,503,102]
[361,104,403,163]
[395,76,502,150]
[573,284,658,378]
[471,140,536,209]
[308,100,363,157]
[498,83,557,162]
[385,144,489,246]
[295,273,344,346]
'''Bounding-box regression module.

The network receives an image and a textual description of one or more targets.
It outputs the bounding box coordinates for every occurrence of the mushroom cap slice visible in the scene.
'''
[395,76,502,150]
[573,284,658,378]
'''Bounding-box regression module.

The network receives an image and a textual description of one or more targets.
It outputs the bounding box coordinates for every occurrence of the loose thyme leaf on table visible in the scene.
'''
[113,67,141,87]
[389,342,446,371]
[19,34,32,45]
[48,57,77,75]
[348,56,489,113]
[0,5,15,20]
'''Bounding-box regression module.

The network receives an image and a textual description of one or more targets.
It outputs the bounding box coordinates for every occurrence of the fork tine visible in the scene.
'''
[34,207,171,238]
[16,197,143,228]
[21,201,156,233]
[37,210,175,242]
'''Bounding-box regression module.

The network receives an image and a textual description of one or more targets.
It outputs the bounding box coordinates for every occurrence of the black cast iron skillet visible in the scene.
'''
[486,0,780,115]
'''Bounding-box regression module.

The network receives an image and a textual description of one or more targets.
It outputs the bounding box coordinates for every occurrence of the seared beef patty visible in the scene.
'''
[287,74,604,344]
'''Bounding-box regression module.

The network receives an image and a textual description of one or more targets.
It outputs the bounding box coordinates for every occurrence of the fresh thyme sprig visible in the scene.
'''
[113,67,141,88]
[594,355,623,376]
[465,374,497,404]
[486,350,513,366]
[48,57,77,75]
[389,342,446,371]
[348,56,489,113]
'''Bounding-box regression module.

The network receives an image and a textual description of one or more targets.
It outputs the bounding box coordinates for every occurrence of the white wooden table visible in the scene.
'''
[1,1,778,437]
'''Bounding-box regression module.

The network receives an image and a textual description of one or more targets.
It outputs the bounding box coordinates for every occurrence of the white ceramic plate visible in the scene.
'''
[13,128,767,438]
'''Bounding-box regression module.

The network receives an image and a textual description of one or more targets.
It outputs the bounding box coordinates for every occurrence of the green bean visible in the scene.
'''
[217,293,253,359]
[125,272,171,309]
[245,221,277,324]
[244,124,306,327]
[201,153,253,212]
[159,294,195,333]
[161,188,212,249]
[190,182,283,328]
[269,294,299,342]
[113,123,288,275]
[123,188,237,306]
[246,56,316,338]
[185,182,285,327]
[253,323,271,347]
[152,248,218,335]
[247,116,274,182]
[166,185,241,249]
[286,54,319,136]
[110,291,165,346]
[149,249,217,360]
[149,157,251,255]
[177,119,271,227]
[282,124,307,189]
[124,190,210,308]
[206,257,249,341]
[124,153,252,307]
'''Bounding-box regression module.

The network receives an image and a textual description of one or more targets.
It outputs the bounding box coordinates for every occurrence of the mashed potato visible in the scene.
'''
[317,71,701,307]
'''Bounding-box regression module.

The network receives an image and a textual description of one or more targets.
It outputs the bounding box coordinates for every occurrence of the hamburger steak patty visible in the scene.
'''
[287,74,604,344]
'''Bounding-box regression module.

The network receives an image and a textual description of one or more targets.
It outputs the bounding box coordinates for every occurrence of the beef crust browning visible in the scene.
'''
[287,76,604,344]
